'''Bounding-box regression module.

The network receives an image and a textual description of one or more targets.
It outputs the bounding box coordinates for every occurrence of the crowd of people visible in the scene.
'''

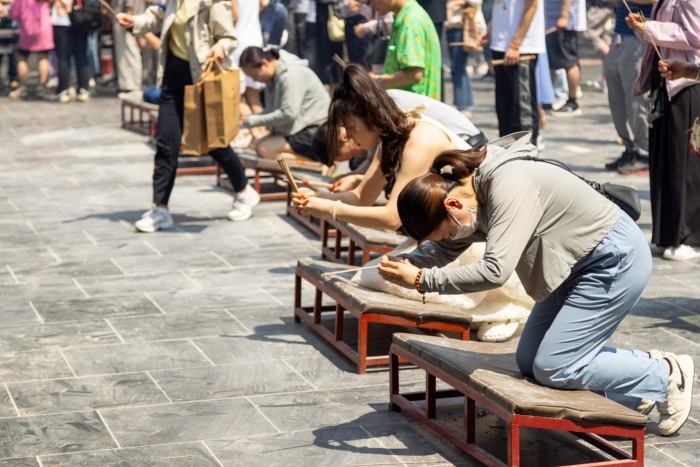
[1,0,698,438]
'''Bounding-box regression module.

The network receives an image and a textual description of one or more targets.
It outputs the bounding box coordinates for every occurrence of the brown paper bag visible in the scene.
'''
[202,64,240,149]
[182,81,209,155]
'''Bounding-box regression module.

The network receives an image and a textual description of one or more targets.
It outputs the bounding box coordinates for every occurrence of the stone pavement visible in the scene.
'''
[0,70,699,466]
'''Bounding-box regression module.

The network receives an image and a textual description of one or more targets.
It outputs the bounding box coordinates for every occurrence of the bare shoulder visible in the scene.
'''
[405,120,452,152]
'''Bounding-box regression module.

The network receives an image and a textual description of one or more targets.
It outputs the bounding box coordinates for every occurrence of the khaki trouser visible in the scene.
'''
[113,25,143,92]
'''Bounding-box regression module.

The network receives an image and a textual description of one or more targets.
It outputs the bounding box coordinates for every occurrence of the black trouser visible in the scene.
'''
[492,50,539,144]
[154,54,247,205]
[53,25,90,93]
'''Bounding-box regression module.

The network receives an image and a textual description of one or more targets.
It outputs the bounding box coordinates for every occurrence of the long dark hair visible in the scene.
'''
[397,146,487,242]
[239,46,280,69]
[328,64,415,197]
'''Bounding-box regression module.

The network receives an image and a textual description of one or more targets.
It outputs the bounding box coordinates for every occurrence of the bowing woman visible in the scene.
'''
[378,133,693,437]
[292,63,468,231]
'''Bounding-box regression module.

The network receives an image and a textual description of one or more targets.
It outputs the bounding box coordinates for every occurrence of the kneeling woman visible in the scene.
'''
[378,133,693,437]
[240,46,331,165]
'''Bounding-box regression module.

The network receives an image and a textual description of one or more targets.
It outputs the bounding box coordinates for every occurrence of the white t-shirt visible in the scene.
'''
[490,0,546,54]
[232,0,266,92]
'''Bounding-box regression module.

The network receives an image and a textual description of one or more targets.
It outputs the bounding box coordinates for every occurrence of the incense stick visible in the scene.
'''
[302,180,333,189]
[492,54,536,66]
[276,155,300,193]
[620,0,662,60]
[322,265,379,276]
[332,54,348,69]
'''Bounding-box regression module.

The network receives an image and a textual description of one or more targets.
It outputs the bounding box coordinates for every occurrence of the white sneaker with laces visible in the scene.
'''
[134,207,174,233]
[50,90,72,104]
[657,354,694,436]
[227,185,260,221]
[663,244,700,261]
[77,88,90,102]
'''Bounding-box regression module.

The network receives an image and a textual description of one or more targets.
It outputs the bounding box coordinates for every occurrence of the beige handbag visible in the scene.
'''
[327,5,346,42]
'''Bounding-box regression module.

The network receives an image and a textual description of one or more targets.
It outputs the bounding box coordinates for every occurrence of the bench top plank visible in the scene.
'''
[297,258,471,324]
[393,333,647,426]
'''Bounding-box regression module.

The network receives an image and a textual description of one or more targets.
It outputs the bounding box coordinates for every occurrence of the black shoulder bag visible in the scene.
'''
[495,156,642,221]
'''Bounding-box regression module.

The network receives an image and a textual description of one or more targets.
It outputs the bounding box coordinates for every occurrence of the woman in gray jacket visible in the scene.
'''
[378,132,694,437]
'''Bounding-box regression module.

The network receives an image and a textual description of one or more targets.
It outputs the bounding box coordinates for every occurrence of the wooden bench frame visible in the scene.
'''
[294,265,470,374]
[321,218,400,265]
[121,99,158,141]
[389,343,645,467]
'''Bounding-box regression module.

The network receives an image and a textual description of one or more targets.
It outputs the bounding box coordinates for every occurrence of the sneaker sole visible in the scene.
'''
[134,221,174,233]
[552,110,583,117]
[619,170,649,176]
[659,355,694,436]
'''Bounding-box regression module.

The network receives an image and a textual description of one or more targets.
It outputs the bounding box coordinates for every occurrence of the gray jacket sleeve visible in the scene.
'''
[418,172,544,295]
[244,74,304,129]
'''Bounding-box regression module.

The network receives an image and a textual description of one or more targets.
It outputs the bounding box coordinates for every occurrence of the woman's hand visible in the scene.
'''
[354,23,367,39]
[205,43,225,63]
[659,59,697,81]
[378,256,420,290]
[625,12,644,35]
[331,174,362,192]
[296,195,337,219]
[116,12,135,28]
[291,187,315,210]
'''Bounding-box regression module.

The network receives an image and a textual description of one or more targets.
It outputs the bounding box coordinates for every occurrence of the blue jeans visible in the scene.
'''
[516,211,668,409]
[446,28,473,110]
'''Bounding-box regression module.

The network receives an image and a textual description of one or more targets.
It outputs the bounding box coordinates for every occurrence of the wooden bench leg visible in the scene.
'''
[294,272,302,323]
[334,303,344,341]
[390,352,401,412]
[313,288,323,324]
[465,396,475,445]
[509,421,521,467]
[358,316,368,374]
[426,373,436,418]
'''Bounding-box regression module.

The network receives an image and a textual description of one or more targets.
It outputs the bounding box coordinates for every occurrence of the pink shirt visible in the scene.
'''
[633,0,700,99]
[10,0,54,52]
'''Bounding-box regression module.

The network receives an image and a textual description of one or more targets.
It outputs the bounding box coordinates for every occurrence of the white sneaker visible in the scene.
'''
[118,89,143,101]
[8,86,27,100]
[50,90,72,104]
[134,207,174,233]
[663,244,700,261]
[77,88,90,102]
[657,354,694,436]
[227,185,260,221]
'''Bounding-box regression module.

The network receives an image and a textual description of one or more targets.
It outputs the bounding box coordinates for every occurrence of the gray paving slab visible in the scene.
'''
[99,398,277,447]
[7,373,170,416]
[30,294,162,323]
[61,341,213,376]
[37,442,220,467]
[151,361,313,401]
[0,458,39,467]
[0,349,74,384]
[0,321,119,353]
[147,287,283,314]
[0,410,115,459]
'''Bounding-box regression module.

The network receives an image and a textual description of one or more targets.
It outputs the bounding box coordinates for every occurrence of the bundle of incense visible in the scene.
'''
[322,265,379,276]
[302,180,333,189]
[491,54,536,66]
[276,155,300,192]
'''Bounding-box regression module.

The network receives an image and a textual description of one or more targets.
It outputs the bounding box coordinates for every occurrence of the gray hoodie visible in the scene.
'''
[404,132,621,302]
[244,50,330,136]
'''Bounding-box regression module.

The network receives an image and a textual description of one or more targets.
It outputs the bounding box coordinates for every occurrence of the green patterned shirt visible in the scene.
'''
[382,0,442,100]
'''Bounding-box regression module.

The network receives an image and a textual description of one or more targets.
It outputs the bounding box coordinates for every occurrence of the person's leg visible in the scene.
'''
[447,28,468,110]
[152,56,189,207]
[209,147,248,193]
[530,214,667,407]
[71,29,91,91]
[37,52,49,86]
[493,50,514,137]
[53,26,71,94]
[15,52,27,86]
[619,36,648,156]
[255,134,293,159]
[516,291,566,378]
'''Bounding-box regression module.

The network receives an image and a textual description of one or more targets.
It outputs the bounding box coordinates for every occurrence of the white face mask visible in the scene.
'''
[448,207,479,240]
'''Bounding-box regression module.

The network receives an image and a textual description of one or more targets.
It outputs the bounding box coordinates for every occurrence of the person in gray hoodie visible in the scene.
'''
[240,46,331,165]
[378,132,694,437]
